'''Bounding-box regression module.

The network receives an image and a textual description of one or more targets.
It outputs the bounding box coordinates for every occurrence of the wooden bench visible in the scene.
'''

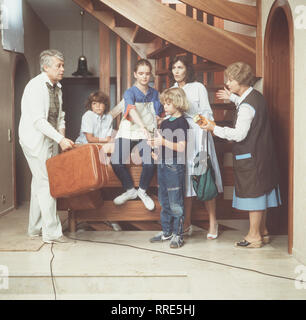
[56,141,243,232]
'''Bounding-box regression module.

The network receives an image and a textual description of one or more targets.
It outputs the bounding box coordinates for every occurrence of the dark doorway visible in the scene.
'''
[264,1,294,253]
[14,56,31,207]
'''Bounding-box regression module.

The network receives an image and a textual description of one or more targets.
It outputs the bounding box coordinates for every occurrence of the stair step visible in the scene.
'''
[90,0,112,11]
[133,26,157,43]
[147,43,185,59]
[193,61,226,73]
[206,85,226,92]
[114,12,136,28]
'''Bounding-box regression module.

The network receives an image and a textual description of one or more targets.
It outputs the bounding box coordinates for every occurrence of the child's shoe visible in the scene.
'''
[137,188,155,211]
[150,231,172,243]
[170,235,184,248]
[113,188,138,205]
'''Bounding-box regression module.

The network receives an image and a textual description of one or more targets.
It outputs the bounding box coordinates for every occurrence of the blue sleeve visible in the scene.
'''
[123,88,136,113]
[80,111,94,134]
[153,90,164,116]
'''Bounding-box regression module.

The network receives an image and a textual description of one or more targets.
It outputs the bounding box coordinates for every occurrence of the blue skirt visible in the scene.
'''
[232,185,281,211]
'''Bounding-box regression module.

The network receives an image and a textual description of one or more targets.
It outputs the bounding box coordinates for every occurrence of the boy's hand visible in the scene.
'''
[152,130,164,147]
[142,127,151,140]
[151,151,159,161]
[146,139,154,148]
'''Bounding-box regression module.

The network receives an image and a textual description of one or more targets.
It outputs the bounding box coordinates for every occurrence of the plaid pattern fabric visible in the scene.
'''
[46,82,60,128]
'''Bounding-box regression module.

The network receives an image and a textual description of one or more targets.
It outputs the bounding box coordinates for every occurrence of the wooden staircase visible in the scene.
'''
[67,0,262,231]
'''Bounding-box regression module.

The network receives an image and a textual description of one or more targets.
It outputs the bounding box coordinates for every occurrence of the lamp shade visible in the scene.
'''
[72,55,93,77]
[72,10,93,77]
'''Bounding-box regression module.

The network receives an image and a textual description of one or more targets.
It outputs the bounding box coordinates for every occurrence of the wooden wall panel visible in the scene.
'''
[99,22,110,95]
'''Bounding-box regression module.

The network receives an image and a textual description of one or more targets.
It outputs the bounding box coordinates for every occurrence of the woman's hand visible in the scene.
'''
[202,121,215,132]
[216,87,231,100]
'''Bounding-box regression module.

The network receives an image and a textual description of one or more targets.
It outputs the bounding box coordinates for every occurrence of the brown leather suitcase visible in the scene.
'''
[46,144,109,198]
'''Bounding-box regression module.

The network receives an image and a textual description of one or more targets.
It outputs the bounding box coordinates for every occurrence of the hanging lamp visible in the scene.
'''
[72,10,93,76]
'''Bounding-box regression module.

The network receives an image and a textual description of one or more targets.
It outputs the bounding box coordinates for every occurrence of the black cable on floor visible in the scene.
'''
[66,235,306,285]
[49,243,57,300]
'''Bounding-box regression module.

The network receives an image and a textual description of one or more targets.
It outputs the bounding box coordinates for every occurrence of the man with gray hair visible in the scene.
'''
[19,49,74,243]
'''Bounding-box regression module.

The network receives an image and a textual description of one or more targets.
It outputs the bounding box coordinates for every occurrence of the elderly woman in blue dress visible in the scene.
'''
[169,55,223,239]
[203,62,281,248]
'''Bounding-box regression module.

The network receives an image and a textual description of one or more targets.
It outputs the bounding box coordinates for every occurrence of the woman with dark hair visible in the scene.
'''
[203,62,281,248]
[169,55,223,239]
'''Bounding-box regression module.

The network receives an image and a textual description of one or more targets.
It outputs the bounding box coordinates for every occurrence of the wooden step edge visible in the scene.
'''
[147,43,185,59]
[113,12,136,28]
[90,0,112,11]
[132,25,157,44]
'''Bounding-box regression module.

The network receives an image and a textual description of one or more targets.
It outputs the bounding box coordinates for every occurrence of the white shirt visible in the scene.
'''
[173,82,214,120]
[19,72,65,155]
[75,110,113,144]
[213,87,255,142]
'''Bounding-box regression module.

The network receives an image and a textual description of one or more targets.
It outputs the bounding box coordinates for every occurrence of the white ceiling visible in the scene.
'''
[26,0,99,30]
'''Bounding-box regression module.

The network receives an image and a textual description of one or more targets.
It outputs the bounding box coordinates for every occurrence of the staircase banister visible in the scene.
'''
[179,0,257,27]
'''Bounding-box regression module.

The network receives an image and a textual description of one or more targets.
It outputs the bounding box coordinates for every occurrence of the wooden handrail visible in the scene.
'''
[179,0,257,26]
[96,0,256,70]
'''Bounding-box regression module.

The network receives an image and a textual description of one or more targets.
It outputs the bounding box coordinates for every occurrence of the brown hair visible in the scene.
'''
[225,62,255,86]
[160,87,189,113]
[168,55,195,85]
[134,58,152,73]
[85,91,110,112]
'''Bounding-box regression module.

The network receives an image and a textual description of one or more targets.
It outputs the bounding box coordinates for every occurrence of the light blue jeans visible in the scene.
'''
[158,164,185,237]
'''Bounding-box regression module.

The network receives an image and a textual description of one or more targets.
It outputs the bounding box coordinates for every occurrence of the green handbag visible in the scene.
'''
[192,132,218,201]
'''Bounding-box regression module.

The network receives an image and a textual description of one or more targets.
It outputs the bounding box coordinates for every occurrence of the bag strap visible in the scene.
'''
[206,130,209,155]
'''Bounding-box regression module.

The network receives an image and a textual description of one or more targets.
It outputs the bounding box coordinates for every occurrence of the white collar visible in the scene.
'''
[173,82,189,89]
[237,87,253,106]
[41,72,62,88]
[91,110,106,120]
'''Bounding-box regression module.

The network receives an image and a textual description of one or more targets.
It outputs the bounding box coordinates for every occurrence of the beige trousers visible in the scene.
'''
[22,138,62,241]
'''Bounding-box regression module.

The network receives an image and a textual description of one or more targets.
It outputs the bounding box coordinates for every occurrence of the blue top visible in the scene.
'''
[123,85,163,116]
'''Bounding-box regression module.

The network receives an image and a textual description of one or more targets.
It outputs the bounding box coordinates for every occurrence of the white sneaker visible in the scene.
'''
[43,236,74,244]
[107,222,122,231]
[113,188,138,205]
[137,189,155,211]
